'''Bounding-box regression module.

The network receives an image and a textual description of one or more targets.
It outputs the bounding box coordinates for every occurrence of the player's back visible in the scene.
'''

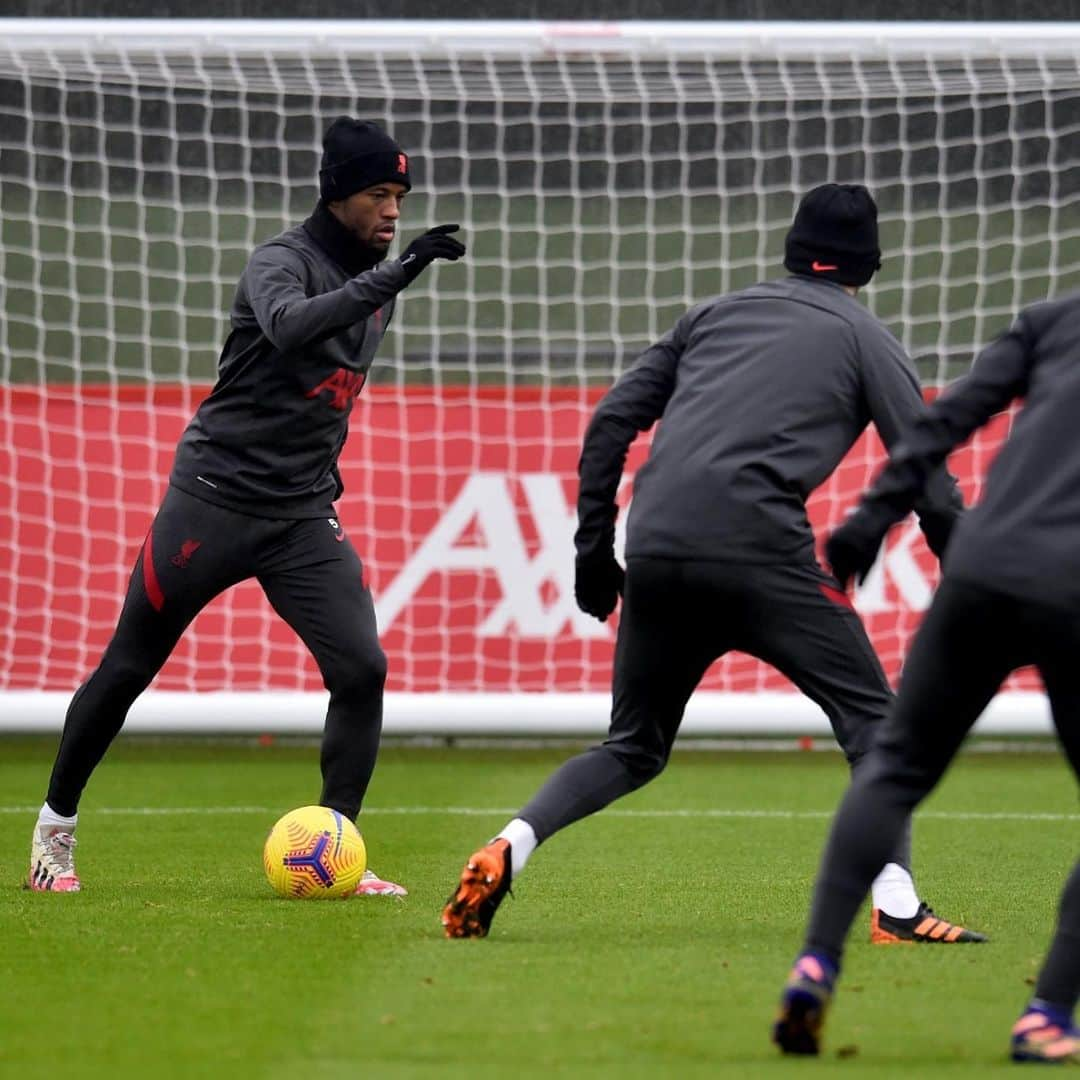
[626,276,890,564]
[946,293,1080,608]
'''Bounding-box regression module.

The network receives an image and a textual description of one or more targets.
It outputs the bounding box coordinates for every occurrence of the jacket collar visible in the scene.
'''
[303,201,381,277]
[786,274,848,293]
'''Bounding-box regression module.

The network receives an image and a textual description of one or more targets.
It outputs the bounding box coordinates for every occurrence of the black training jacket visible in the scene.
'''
[170,204,407,518]
[850,292,1080,611]
[577,275,963,564]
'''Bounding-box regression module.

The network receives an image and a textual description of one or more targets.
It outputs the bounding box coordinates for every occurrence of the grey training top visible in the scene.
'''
[170,204,407,519]
[851,292,1080,611]
[576,275,963,565]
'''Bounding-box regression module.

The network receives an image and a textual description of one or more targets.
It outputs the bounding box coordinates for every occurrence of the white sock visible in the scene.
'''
[496,818,537,877]
[38,802,78,830]
[871,862,920,918]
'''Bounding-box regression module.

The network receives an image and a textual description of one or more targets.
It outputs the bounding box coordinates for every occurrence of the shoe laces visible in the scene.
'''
[41,830,77,873]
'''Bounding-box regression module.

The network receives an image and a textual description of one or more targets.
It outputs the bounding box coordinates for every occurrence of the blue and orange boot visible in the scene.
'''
[773,952,837,1056]
[1011,1003,1080,1064]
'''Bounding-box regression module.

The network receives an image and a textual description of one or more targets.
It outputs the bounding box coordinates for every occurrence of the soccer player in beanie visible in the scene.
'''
[443,183,984,943]
[774,293,1080,1062]
[27,117,465,895]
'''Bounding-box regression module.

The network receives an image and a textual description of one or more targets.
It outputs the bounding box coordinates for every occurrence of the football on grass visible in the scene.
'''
[263,805,367,899]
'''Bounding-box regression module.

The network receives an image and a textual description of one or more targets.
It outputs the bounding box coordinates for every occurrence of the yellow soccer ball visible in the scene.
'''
[263,805,367,899]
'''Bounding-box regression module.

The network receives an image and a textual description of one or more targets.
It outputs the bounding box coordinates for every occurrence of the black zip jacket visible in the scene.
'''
[844,292,1080,610]
[170,203,407,518]
[577,275,963,564]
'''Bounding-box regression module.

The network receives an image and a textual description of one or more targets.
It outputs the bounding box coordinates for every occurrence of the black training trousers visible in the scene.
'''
[804,576,1080,1011]
[47,486,386,819]
[520,556,910,867]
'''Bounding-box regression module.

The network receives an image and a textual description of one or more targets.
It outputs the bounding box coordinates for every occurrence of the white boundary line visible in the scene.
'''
[0,805,1075,821]
[0,690,1053,736]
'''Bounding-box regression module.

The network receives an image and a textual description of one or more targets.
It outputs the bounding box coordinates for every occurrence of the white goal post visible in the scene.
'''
[2,19,1078,736]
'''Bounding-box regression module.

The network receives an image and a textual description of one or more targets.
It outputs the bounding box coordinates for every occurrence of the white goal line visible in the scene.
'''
[0,690,1052,737]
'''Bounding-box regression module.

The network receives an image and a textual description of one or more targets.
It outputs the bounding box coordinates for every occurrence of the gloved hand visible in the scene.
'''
[398,224,466,285]
[917,511,959,560]
[825,513,889,591]
[574,551,625,621]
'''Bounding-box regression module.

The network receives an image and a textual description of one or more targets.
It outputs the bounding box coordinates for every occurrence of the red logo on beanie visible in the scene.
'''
[811,260,839,272]
[397,154,408,174]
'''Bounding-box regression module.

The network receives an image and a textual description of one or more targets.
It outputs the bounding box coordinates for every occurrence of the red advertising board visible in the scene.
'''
[0,384,1026,694]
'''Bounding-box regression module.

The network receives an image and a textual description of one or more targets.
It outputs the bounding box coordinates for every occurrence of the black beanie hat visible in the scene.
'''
[783,183,882,287]
[318,117,411,202]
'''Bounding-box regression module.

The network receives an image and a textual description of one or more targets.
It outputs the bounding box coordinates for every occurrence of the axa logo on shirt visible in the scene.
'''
[305,369,367,410]
[373,473,937,638]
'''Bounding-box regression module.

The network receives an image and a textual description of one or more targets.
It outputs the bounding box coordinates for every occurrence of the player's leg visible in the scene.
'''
[30,489,249,891]
[1011,862,1080,1064]
[257,519,400,896]
[443,557,723,937]
[738,562,916,924]
[773,577,1020,1054]
[1010,619,1080,1062]
[736,562,895,769]
[739,561,977,941]
[519,560,718,835]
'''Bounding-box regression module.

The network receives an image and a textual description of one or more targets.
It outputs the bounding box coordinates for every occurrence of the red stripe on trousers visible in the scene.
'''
[819,581,854,610]
[142,528,164,612]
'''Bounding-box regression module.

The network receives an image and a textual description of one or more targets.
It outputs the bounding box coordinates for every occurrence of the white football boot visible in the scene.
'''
[27,823,81,892]
[353,868,408,897]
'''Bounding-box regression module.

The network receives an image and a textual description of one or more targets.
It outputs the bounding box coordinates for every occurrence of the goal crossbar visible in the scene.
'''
[4,19,1080,58]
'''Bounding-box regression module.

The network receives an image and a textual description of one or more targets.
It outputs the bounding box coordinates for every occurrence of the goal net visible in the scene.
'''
[2,19,1077,734]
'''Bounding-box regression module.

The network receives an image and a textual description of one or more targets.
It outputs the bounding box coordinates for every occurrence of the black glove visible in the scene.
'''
[574,552,625,622]
[397,224,466,285]
[825,512,890,591]
[917,511,959,560]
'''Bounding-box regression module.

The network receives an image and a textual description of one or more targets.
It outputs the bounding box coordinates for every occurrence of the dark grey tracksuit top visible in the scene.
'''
[851,292,1080,612]
[576,275,963,565]
[170,204,408,519]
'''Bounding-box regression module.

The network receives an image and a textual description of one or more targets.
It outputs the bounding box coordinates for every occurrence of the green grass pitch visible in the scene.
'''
[0,735,1075,1078]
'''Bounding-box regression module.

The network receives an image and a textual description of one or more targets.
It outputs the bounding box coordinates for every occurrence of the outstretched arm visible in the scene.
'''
[245,225,465,354]
[576,327,684,560]
[245,245,408,353]
[858,328,965,557]
[574,321,685,619]
[829,315,1036,587]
